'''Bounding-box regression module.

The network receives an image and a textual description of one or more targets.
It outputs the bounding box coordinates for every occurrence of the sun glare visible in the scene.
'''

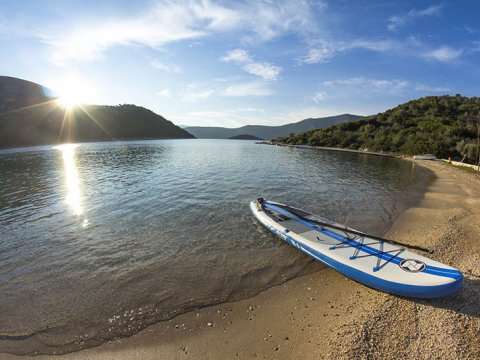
[55,144,90,228]
[58,93,81,110]
[55,144,83,215]
[49,75,97,110]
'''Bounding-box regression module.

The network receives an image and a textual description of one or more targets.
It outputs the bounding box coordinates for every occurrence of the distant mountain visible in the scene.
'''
[0,76,194,148]
[228,134,263,140]
[276,95,480,162]
[184,114,362,140]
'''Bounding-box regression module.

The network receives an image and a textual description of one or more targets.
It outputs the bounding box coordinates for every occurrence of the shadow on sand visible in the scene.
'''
[415,273,480,318]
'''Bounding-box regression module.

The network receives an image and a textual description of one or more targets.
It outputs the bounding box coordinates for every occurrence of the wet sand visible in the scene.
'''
[1,160,479,359]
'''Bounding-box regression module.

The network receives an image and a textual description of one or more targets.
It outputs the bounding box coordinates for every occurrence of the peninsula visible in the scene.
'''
[0,76,194,149]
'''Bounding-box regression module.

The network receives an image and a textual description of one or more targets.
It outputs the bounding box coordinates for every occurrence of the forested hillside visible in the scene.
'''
[0,76,194,148]
[276,96,480,162]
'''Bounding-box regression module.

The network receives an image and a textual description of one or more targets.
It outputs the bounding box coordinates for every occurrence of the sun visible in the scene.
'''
[48,75,97,110]
[58,92,81,110]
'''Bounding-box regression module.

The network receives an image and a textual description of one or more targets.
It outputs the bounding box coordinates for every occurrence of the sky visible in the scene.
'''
[0,0,479,127]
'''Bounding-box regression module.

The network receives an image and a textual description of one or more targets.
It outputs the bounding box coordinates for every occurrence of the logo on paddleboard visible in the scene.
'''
[399,259,426,273]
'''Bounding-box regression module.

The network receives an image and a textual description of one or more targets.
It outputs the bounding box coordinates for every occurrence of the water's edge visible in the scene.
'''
[0,143,434,356]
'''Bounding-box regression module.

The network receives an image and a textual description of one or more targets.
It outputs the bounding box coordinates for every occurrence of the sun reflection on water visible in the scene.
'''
[56,144,88,227]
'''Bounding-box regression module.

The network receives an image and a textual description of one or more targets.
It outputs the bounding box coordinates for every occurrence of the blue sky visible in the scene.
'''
[1,0,479,127]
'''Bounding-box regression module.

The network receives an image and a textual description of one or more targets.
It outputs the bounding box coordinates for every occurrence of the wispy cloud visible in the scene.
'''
[222,81,273,97]
[312,77,451,101]
[323,77,410,96]
[157,89,171,97]
[301,37,464,65]
[422,45,462,62]
[36,0,319,65]
[238,0,318,44]
[310,91,327,103]
[300,39,396,64]
[388,4,443,31]
[412,83,451,93]
[41,2,208,64]
[463,26,478,35]
[181,88,214,102]
[221,49,281,81]
[301,43,337,64]
[150,60,183,74]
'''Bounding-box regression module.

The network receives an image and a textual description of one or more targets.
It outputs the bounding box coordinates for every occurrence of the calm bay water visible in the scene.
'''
[0,139,431,354]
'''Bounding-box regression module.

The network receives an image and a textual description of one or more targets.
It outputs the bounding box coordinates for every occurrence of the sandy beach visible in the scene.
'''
[1,159,479,359]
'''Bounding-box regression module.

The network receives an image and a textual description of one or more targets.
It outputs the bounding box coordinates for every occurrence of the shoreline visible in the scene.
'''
[1,160,479,359]
[256,141,399,158]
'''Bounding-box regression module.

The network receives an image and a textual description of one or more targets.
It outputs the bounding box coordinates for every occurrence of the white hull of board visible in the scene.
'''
[250,200,462,298]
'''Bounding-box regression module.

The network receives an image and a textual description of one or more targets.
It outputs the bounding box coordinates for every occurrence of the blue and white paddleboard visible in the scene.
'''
[250,199,463,298]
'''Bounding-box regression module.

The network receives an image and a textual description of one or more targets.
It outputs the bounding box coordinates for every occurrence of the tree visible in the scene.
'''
[456,140,479,163]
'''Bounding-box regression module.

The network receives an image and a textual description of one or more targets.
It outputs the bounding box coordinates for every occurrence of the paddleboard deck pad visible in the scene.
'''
[250,199,463,298]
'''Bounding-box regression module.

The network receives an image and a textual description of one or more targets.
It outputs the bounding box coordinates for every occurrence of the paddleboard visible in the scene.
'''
[250,198,462,298]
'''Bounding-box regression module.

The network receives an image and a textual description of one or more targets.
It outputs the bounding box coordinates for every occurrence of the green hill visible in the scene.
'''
[0,76,194,148]
[276,95,480,162]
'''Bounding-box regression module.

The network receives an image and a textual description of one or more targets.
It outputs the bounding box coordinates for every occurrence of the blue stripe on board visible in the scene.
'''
[320,227,461,277]
[261,221,463,298]
[264,202,462,280]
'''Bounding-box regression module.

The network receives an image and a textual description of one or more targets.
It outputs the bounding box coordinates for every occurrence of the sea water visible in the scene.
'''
[0,139,431,354]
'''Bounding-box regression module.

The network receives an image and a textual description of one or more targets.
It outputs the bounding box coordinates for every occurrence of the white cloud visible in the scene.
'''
[388,4,443,31]
[181,89,214,102]
[157,89,171,97]
[243,62,281,82]
[188,41,203,48]
[222,49,251,63]
[239,0,318,44]
[323,77,410,95]
[423,45,462,62]
[41,2,209,64]
[300,39,397,64]
[222,82,273,97]
[189,0,243,31]
[300,36,464,65]
[301,44,337,64]
[222,49,281,81]
[463,26,477,35]
[350,39,396,52]
[413,84,451,93]
[310,91,327,103]
[37,0,320,65]
[314,77,451,101]
[150,60,183,74]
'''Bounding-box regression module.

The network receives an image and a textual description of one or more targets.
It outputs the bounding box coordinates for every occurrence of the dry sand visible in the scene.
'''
[1,160,479,359]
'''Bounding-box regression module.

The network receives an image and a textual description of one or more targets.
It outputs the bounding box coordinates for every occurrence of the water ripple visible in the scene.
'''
[0,139,431,355]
